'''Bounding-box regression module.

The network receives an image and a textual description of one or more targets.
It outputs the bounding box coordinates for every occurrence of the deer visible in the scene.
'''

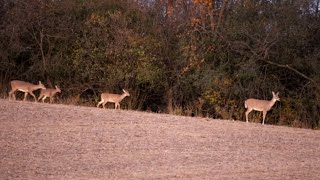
[244,91,280,125]
[38,85,61,103]
[8,80,46,101]
[97,89,130,109]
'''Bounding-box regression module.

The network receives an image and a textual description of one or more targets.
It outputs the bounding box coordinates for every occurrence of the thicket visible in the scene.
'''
[0,0,319,128]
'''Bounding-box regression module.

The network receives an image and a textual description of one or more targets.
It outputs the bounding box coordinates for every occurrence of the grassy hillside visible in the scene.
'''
[0,99,320,179]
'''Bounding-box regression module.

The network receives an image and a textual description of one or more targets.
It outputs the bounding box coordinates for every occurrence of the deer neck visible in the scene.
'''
[268,98,277,108]
[31,84,42,91]
[119,93,127,101]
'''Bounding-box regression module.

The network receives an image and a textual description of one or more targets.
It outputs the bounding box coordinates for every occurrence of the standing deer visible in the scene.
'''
[245,91,280,125]
[97,89,130,109]
[8,80,46,101]
[38,85,61,103]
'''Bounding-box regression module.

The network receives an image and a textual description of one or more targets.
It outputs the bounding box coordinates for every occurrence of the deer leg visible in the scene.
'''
[97,100,103,108]
[42,96,47,103]
[29,92,37,102]
[38,95,43,102]
[245,109,252,123]
[23,92,28,101]
[8,90,16,100]
[102,101,108,109]
[262,111,267,125]
[115,102,120,109]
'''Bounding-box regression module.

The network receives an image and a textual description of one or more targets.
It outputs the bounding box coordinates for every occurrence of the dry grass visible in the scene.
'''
[0,99,320,179]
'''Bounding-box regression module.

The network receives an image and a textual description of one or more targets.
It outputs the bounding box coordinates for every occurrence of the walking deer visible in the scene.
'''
[9,80,46,101]
[97,89,130,109]
[245,91,280,125]
[38,85,61,103]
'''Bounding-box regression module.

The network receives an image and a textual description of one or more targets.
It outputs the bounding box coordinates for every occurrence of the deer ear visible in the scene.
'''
[272,91,275,95]
[122,89,125,93]
[276,92,279,95]
[55,85,58,89]
[39,81,41,85]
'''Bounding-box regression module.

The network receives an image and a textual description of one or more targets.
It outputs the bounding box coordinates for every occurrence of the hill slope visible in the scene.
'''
[0,99,319,179]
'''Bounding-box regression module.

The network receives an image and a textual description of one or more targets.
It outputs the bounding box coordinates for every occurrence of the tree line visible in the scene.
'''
[0,0,319,128]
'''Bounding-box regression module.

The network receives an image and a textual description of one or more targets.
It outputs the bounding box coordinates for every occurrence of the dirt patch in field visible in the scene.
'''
[0,99,320,179]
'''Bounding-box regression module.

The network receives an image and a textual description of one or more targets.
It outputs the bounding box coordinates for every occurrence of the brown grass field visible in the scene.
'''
[0,98,320,179]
